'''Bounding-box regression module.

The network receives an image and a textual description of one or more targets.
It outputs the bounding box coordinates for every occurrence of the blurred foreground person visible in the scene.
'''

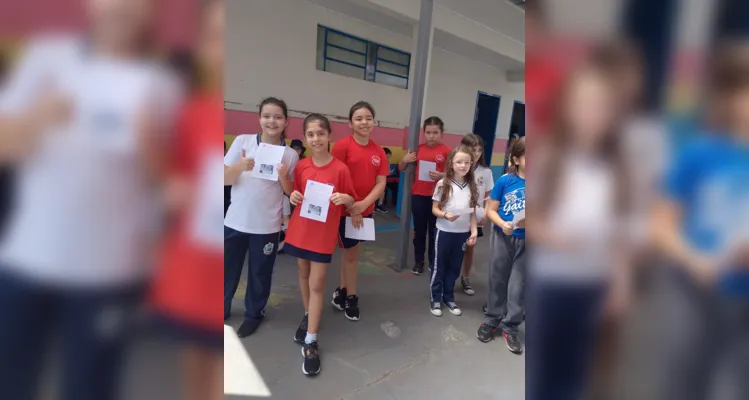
[526,53,630,400]
[150,1,224,399]
[0,0,178,399]
[0,54,12,239]
[652,41,749,400]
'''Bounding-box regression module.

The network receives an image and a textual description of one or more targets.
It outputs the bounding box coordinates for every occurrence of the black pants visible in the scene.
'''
[430,230,469,303]
[223,227,279,322]
[0,166,14,238]
[526,280,606,400]
[0,270,143,400]
[411,195,436,266]
[383,182,399,207]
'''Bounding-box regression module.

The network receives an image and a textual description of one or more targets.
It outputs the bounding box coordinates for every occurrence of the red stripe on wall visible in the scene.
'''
[225,109,507,155]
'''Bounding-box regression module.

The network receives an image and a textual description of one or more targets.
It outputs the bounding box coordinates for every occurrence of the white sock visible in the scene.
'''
[304,332,317,344]
[304,310,308,316]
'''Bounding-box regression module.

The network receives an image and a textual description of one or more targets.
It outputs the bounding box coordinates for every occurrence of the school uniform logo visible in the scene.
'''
[477,176,485,186]
[502,188,526,215]
[372,156,381,167]
[263,242,274,255]
[435,155,445,163]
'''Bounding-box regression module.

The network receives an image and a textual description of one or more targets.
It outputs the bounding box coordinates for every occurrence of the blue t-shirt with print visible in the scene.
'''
[665,135,749,296]
[490,173,526,239]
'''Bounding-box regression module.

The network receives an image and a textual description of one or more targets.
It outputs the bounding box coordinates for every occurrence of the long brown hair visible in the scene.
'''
[436,145,479,209]
[705,40,749,132]
[259,97,289,140]
[506,137,525,174]
[461,133,488,168]
[534,51,630,220]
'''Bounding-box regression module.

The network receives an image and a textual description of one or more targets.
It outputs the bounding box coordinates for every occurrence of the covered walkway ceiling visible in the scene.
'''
[306,0,525,77]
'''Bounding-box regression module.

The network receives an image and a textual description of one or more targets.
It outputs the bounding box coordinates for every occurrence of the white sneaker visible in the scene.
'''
[445,302,462,316]
[430,302,442,317]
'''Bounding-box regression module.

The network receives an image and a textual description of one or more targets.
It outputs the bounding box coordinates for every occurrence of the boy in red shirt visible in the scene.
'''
[399,117,452,275]
[285,114,357,377]
[330,101,389,321]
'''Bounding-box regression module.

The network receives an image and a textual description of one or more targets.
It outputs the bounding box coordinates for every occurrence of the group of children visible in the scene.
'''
[224,99,527,377]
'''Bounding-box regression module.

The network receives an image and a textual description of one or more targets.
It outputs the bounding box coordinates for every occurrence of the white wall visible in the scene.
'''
[424,47,524,140]
[226,0,524,140]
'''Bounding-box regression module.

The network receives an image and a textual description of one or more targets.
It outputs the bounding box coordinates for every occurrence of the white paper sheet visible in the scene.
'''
[450,208,475,216]
[250,142,285,181]
[344,217,376,241]
[512,209,526,229]
[418,160,437,182]
[300,180,334,222]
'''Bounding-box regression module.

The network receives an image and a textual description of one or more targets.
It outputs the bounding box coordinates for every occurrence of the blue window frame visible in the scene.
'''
[316,25,411,89]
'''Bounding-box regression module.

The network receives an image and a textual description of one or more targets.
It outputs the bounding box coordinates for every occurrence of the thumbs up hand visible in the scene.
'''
[236,149,255,171]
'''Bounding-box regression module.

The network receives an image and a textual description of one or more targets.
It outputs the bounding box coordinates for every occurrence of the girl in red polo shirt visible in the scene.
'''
[330,101,389,322]
[399,116,452,275]
[285,114,357,377]
[150,0,223,399]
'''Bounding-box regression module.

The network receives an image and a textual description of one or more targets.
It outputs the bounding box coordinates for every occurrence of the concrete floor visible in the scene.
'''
[224,209,525,400]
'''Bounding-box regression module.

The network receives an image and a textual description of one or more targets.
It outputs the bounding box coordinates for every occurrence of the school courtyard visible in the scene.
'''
[223,210,525,399]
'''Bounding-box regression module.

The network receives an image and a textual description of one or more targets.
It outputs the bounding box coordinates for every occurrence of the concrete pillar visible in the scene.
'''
[393,0,434,272]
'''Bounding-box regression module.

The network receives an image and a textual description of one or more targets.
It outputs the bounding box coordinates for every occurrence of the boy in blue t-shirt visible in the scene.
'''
[663,134,749,294]
[653,45,749,399]
[477,138,526,354]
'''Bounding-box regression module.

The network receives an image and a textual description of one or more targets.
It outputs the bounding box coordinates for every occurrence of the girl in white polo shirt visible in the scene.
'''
[0,0,179,398]
[430,145,479,317]
[224,97,299,338]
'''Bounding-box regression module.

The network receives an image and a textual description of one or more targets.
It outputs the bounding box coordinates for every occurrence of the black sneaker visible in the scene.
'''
[461,276,475,296]
[444,301,462,316]
[293,314,308,344]
[237,319,261,338]
[430,302,442,317]
[503,332,523,354]
[375,204,388,213]
[344,295,360,321]
[302,341,321,377]
[476,323,496,343]
[331,287,347,311]
[412,261,424,275]
[482,303,488,314]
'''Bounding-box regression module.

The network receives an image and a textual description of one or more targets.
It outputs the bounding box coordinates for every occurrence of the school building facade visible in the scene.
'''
[224,0,526,178]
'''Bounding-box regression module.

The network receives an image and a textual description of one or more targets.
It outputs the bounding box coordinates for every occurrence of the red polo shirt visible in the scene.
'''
[412,143,451,196]
[150,93,223,333]
[331,136,389,216]
[285,157,358,255]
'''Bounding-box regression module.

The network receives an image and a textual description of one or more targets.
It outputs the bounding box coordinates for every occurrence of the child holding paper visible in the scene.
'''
[430,145,479,317]
[399,117,452,275]
[285,114,357,377]
[459,133,495,296]
[330,101,389,322]
[477,137,526,354]
[223,97,299,338]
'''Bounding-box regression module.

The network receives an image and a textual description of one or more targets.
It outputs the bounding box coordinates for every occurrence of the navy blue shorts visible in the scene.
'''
[338,213,374,249]
[283,242,332,263]
[151,312,222,351]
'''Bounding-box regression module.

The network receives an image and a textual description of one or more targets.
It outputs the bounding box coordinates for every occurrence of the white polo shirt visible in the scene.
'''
[0,35,179,287]
[224,134,298,234]
[432,179,473,233]
[474,165,495,198]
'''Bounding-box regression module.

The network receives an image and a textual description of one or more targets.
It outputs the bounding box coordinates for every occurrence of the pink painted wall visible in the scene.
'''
[0,0,197,49]
[225,109,507,159]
